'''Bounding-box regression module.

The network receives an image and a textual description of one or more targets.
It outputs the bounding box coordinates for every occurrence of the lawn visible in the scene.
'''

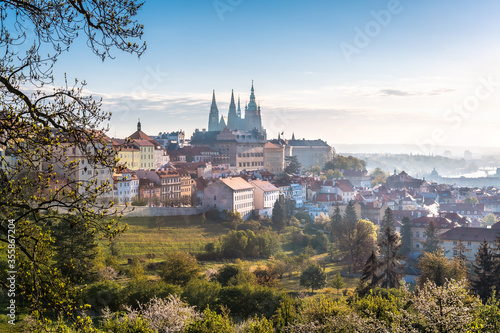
[113,216,231,260]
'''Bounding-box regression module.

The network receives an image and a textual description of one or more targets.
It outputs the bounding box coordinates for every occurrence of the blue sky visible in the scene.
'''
[51,0,500,153]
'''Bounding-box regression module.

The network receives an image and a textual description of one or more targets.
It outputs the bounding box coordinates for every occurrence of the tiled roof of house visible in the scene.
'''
[439,227,500,242]
[220,177,254,191]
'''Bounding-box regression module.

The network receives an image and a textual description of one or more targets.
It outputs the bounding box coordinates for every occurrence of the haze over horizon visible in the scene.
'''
[47,0,500,152]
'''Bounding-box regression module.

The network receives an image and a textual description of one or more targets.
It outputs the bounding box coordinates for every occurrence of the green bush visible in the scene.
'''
[81,281,126,313]
[124,280,182,308]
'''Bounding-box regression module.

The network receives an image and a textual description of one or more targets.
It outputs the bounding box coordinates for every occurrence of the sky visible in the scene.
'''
[50,0,500,155]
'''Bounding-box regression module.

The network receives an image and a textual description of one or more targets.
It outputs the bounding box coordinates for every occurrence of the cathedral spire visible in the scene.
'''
[227,89,239,129]
[292,132,295,140]
[208,90,220,131]
[137,118,141,131]
[237,95,241,118]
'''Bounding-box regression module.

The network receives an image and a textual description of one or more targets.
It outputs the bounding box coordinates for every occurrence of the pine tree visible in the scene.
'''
[453,238,470,269]
[378,226,403,289]
[339,201,358,273]
[423,221,440,253]
[272,200,286,234]
[359,250,380,295]
[472,239,495,302]
[284,156,301,175]
[399,217,412,256]
[330,204,342,243]
[380,207,395,233]
[331,272,345,295]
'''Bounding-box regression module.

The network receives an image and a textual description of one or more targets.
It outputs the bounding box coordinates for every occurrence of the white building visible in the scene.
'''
[440,227,500,261]
[114,170,139,204]
[249,179,279,218]
[204,177,255,219]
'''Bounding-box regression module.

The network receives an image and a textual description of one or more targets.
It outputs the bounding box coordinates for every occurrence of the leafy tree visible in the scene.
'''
[214,264,246,287]
[464,197,479,205]
[351,219,378,271]
[359,250,380,295]
[399,279,480,333]
[482,213,498,227]
[159,252,201,286]
[285,155,301,174]
[0,0,145,326]
[417,250,466,287]
[399,216,412,256]
[311,232,329,253]
[225,210,243,230]
[324,155,366,171]
[378,226,403,289]
[371,167,388,186]
[326,169,343,180]
[331,273,345,295]
[182,279,221,311]
[471,239,495,302]
[311,165,322,176]
[300,264,327,293]
[423,221,441,253]
[186,306,234,333]
[272,200,286,234]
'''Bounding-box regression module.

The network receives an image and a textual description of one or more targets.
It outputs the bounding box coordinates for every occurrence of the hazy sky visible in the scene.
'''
[51,0,500,153]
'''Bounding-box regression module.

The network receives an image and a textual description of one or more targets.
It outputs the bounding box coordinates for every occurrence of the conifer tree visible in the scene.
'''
[399,216,412,256]
[423,221,440,253]
[330,204,342,243]
[378,226,403,289]
[272,199,286,234]
[359,250,380,295]
[472,239,495,302]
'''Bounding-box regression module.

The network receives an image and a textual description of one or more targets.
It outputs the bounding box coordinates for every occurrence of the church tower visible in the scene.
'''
[244,81,263,132]
[227,89,239,130]
[208,90,220,132]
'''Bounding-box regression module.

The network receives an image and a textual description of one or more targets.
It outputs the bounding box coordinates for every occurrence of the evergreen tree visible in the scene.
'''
[472,239,495,302]
[378,226,403,289]
[380,207,395,234]
[338,201,358,273]
[399,217,412,256]
[284,155,302,174]
[423,221,440,253]
[453,238,470,269]
[331,273,345,295]
[359,250,380,294]
[272,200,286,234]
[330,205,342,243]
[344,201,358,226]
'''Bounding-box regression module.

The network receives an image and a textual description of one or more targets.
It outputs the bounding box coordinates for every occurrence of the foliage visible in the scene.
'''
[324,155,366,171]
[331,273,345,295]
[101,310,154,333]
[371,167,389,186]
[272,200,286,234]
[159,252,201,286]
[423,221,441,253]
[326,169,343,180]
[0,0,145,325]
[399,217,412,256]
[185,306,235,333]
[285,156,302,174]
[81,280,126,313]
[482,213,498,227]
[417,250,466,287]
[464,197,479,205]
[380,207,395,234]
[398,279,481,333]
[213,264,250,287]
[124,280,182,308]
[224,210,243,230]
[239,315,274,333]
[359,251,380,295]
[182,279,221,311]
[299,265,327,293]
[378,226,403,289]
[220,230,280,259]
[311,165,322,176]
[471,239,495,302]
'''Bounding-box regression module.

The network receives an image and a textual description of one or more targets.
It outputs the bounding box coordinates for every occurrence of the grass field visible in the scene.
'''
[113,215,231,260]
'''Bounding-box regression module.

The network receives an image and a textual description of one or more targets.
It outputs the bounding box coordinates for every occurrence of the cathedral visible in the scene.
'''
[208,81,265,135]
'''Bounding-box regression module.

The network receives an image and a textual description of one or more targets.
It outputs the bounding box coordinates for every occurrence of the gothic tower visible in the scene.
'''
[227,89,239,130]
[244,81,263,132]
[208,90,220,131]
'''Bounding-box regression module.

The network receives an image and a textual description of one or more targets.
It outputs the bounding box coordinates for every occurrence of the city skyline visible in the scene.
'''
[46,0,500,151]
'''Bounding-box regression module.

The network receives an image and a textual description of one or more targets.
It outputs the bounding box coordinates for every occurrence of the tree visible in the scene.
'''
[300,264,327,293]
[331,273,345,295]
[464,197,479,205]
[359,251,380,295]
[417,250,466,287]
[351,219,378,271]
[378,226,403,289]
[160,252,201,286]
[311,165,322,176]
[225,210,243,230]
[371,168,388,186]
[0,0,145,327]
[423,221,441,253]
[272,200,286,234]
[471,239,495,302]
[452,238,470,267]
[285,155,302,174]
[482,213,498,227]
[380,208,395,234]
[326,169,343,180]
[399,217,412,256]
[324,155,366,171]
[330,205,342,243]
[336,201,360,273]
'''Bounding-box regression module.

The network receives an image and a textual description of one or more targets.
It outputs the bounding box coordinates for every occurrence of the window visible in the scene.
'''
[416,231,420,238]
[467,241,472,246]
[214,195,216,200]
